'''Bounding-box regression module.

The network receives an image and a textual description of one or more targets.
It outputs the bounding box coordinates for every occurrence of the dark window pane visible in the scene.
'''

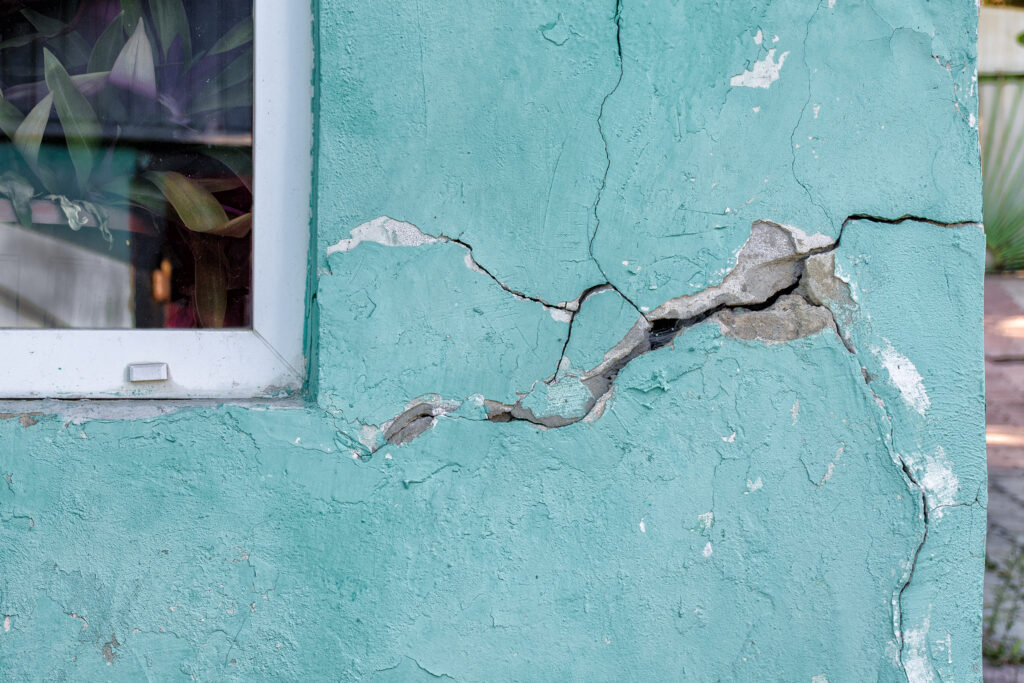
[0,0,253,328]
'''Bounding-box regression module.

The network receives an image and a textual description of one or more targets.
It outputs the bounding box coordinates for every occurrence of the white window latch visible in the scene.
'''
[127,363,169,383]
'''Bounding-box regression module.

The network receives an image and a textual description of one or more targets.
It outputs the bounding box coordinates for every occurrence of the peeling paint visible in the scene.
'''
[874,341,931,415]
[730,49,790,88]
[326,216,439,255]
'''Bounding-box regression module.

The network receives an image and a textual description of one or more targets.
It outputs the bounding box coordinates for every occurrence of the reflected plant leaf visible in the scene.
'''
[12,91,53,175]
[0,171,36,228]
[208,211,251,238]
[208,17,252,56]
[194,238,227,328]
[20,9,66,37]
[44,49,101,192]
[88,12,126,73]
[119,0,142,36]
[110,18,157,98]
[0,92,23,139]
[150,0,191,64]
[202,147,252,192]
[145,170,228,233]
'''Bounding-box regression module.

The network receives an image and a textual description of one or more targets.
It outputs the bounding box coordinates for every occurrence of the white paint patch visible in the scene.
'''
[903,619,936,683]
[462,252,487,275]
[699,512,714,530]
[357,424,381,451]
[873,342,930,415]
[752,106,761,113]
[639,518,646,533]
[920,446,959,514]
[813,104,821,119]
[326,216,439,255]
[549,308,572,323]
[828,0,836,7]
[746,476,764,493]
[791,400,800,425]
[754,29,763,45]
[730,49,790,88]
[3,616,9,632]
[969,113,976,128]
[722,432,736,443]
[702,542,714,557]
[812,675,829,683]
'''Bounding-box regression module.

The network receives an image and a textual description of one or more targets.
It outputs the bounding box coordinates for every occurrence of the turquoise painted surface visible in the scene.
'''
[0,0,983,680]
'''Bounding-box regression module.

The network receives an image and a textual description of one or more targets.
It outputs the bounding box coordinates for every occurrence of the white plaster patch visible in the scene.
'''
[754,29,763,45]
[460,252,489,276]
[722,432,736,443]
[791,400,799,425]
[358,424,381,451]
[828,0,836,7]
[549,308,572,323]
[702,542,714,557]
[873,342,930,415]
[699,512,714,530]
[969,113,976,128]
[919,446,959,514]
[730,49,790,88]
[746,476,764,493]
[3,616,9,632]
[903,619,935,683]
[813,104,821,119]
[639,518,646,533]
[326,216,439,255]
[812,675,829,683]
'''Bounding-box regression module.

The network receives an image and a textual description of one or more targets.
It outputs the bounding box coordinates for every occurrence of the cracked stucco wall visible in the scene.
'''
[0,0,984,680]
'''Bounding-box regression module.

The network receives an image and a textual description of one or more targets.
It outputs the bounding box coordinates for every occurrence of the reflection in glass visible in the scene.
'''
[0,0,253,328]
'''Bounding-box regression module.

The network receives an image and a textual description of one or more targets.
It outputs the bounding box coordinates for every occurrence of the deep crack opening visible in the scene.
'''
[362,214,976,449]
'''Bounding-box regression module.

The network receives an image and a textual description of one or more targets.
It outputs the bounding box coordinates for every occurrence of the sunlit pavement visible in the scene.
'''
[985,276,1024,680]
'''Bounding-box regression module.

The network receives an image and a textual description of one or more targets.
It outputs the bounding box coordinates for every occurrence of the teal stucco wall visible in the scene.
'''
[0,0,985,680]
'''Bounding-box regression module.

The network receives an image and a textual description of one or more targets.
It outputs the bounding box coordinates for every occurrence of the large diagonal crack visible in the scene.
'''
[359,213,977,455]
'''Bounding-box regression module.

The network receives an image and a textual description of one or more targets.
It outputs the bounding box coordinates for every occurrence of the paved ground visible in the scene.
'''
[985,276,1024,679]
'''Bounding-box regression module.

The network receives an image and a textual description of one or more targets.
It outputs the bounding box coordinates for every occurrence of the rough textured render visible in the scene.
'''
[0,0,983,680]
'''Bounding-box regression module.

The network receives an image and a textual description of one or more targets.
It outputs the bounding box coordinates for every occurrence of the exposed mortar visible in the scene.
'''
[349,214,978,451]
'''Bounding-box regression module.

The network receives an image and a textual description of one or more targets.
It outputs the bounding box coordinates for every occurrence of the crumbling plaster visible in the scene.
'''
[0,0,983,680]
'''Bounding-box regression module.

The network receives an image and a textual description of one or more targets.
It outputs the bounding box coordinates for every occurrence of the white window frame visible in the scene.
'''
[0,0,313,399]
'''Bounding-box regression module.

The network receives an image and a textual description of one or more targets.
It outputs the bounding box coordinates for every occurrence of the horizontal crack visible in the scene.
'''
[339,213,976,451]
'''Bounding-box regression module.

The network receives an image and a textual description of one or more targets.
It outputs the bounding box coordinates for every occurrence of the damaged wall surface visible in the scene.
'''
[0,0,984,680]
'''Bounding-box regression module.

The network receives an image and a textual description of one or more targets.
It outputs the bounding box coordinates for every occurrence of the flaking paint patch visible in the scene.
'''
[903,619,936,683]
[873,341,930,415]
[919,447,959,515]
[326,216,439,255]
[699,512,714,530]
[730,49,790,88]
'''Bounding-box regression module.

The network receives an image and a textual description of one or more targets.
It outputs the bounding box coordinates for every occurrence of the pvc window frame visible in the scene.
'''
[0,0,313,399]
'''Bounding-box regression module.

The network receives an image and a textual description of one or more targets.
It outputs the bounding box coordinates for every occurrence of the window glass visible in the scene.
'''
[0,0,253,329]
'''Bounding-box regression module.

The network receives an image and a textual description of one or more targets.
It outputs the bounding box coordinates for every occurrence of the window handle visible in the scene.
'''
[127,363,169,382]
